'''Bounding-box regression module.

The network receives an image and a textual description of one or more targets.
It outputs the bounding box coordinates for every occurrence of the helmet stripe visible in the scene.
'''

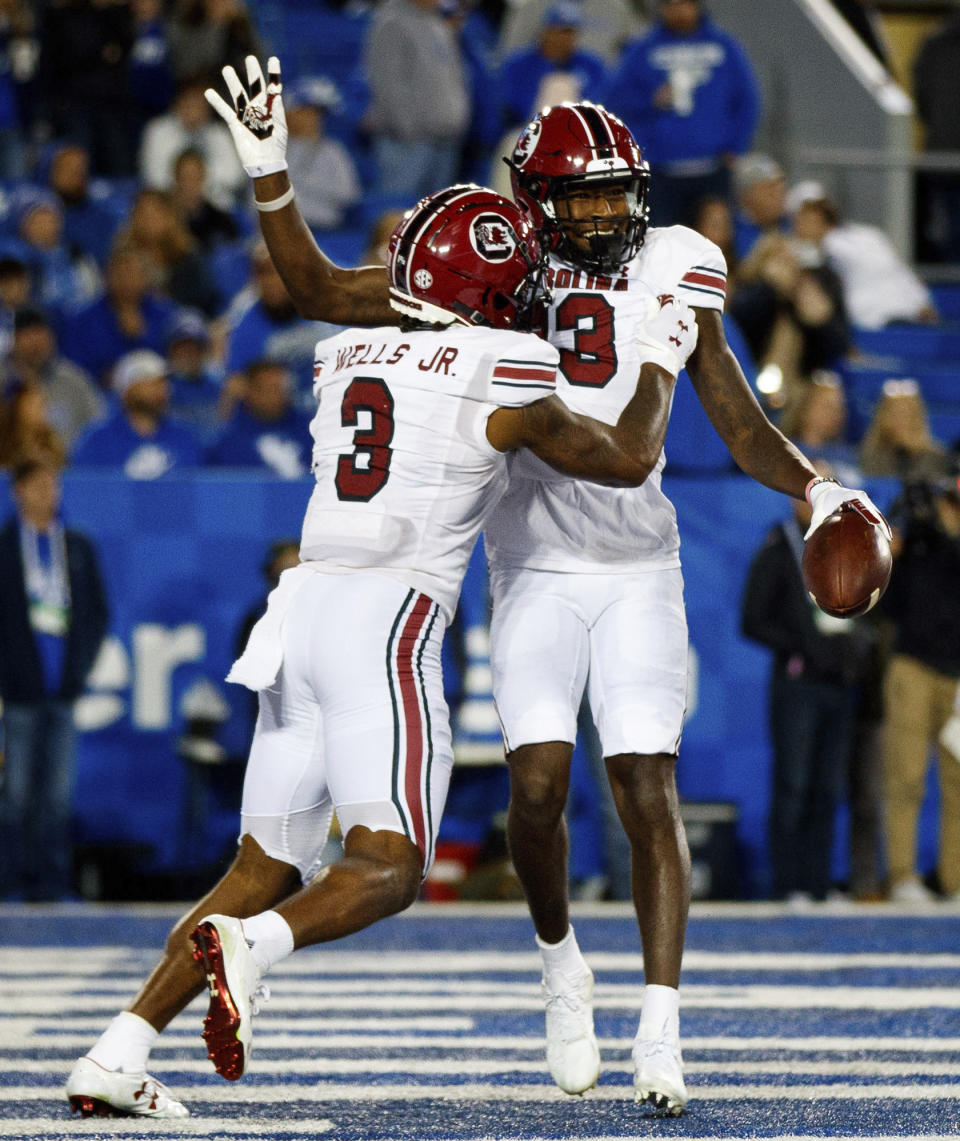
[395,186,477,296]
[576,104,616,158]
[568,104,598,151]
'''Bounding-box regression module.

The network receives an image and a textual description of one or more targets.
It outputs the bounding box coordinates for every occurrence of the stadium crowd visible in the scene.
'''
[1,0,959,908]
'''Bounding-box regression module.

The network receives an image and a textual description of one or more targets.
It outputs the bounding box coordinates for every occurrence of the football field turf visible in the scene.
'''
[1,902,959,1139]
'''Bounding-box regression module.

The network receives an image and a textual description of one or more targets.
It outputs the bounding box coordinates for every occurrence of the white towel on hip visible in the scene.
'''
[226,563,317,691]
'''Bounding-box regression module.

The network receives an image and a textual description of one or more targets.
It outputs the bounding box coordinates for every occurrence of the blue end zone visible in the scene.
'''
[3,903,960,1138]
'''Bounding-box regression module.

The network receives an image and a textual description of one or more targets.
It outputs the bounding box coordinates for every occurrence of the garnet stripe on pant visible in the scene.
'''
[387,590,435,858]
[414,603,441,869]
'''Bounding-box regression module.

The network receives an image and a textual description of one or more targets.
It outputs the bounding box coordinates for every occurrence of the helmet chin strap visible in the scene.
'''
[388,289,472,327]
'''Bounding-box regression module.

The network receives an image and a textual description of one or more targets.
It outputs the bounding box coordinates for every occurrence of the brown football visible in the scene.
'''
[802,502,893,618]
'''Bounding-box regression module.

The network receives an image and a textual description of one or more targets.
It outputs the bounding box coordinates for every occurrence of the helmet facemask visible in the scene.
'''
[545,172,649,274]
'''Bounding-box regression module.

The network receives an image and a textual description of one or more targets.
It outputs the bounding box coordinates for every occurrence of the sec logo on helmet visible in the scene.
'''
[470,213,517,262]
[512,119,541,169]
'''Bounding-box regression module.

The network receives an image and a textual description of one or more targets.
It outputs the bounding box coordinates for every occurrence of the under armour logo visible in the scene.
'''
[669,334,682,347]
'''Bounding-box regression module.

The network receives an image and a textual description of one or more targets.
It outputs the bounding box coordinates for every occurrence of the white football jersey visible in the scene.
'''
[484,224,727,573]
[301,324,558,620]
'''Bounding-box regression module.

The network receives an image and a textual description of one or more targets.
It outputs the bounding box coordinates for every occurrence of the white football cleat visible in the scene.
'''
[541,965,601,1095]
[66,1056,189,1118]
[191,913,268,1081]
[633,1027,687,1115]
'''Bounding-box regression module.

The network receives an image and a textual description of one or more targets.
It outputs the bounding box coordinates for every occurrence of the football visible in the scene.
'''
[802,502,893,618]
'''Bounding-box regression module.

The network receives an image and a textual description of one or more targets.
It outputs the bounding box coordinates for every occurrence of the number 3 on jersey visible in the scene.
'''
[335,377,394,501]
[554,294,617,388]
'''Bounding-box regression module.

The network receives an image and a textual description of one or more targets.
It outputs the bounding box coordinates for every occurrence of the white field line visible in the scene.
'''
[0,1130,958,1141]
[5,987,960,1014]
[0,1120,334,1137]
[3,1081,960,1103]
[0,1015,473,1039]
[6,1056,960,1078]
[5,1029,960,1055]
[6,975,960,999]
[2,949,960,973]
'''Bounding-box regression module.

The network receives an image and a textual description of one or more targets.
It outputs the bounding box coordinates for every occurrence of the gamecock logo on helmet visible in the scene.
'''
[470,213,517,262]
[512,120,541,169]
[240,103,274,140]
[413,268,433,290]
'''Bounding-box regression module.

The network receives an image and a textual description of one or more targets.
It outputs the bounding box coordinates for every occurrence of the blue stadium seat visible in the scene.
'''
[852,323,960,362]
[928,408,960,447]
[840,360,960,441]
[930,283,960,321]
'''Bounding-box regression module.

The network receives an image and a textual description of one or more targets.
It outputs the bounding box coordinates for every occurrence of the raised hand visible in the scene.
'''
[205,55,288,178]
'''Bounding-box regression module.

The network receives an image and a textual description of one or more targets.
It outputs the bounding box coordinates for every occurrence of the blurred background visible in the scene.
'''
[1,0,958,907]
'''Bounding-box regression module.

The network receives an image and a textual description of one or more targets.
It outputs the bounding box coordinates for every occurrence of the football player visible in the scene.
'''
[66,185,702,1117]
[196,59,887,1114]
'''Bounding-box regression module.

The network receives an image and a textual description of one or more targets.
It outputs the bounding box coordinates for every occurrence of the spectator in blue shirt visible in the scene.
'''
[59,248,177,388]
[72,348,202,478]
[4,187,100,325]
[500,2,607,133]
[164,308,222,444]
[600,0,760,227]
[206,359,312,478]
[221,241,338,414]
[47,143,123,270]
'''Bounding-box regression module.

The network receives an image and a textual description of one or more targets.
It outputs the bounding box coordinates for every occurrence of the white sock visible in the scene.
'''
[536,925,588,977]
[637,983,680,1041]
[86,1011,158,1074]
[241,910,295,974]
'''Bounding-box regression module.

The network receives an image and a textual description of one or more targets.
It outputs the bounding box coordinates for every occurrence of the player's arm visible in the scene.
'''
[685,309,889,537]
[206,56,394,327]
[685,308,816,496]
[487,298,692,487]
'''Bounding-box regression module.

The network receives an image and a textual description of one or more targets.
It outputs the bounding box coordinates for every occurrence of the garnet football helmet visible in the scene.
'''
[506,102,650,274]
[387,185,550,331]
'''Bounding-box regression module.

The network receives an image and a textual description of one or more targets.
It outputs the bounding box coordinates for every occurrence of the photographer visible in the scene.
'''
[881,475,960,904]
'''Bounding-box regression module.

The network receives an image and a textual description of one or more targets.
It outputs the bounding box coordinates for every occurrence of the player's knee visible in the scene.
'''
[508,743,571,822]
[607,752,680,826]
[511,768,568,823]
[343,826,423,913]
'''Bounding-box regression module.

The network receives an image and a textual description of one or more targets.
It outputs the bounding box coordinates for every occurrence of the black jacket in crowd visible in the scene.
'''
[0,516,109,704]
[741,519,875,688]
[882,504,960,679]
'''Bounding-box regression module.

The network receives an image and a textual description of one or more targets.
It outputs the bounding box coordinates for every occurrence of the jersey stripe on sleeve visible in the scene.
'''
[679,265,727,302]
[492,358,557,390]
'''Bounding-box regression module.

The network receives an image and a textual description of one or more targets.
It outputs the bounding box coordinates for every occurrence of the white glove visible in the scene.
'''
[636,294,699,377]
[205,55,288,178]
[804,477,893,542]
